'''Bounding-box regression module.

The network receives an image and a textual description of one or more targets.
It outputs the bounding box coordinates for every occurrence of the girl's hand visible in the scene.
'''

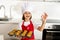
[41,12,48,22]
[37,12,48,31]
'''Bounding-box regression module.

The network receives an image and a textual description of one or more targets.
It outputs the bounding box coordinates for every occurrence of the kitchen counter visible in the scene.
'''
[4,37,41,40]
[5,37,41,40]
[0,19,20,24]
[5,39,41,40]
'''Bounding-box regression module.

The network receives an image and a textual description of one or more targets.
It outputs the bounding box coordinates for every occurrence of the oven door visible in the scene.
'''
[46,29,60,40]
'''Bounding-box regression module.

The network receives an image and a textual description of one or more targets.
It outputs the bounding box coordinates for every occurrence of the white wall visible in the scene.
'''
[0,1,60,19]
[43,2,60,19]
[11,2,60,20]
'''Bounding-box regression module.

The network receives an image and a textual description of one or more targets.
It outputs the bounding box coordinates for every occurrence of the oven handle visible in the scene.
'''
[47,31,60,32]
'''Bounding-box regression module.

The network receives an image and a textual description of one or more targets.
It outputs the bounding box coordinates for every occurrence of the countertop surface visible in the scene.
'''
[0,19,20,24]
[5,39,41,40]
[1,19,60,24]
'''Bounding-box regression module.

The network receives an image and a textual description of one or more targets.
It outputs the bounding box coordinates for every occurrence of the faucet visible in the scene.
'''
[0,5,7,18]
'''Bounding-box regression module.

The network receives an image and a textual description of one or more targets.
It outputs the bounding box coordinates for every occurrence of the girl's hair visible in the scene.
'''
[22,14,32,20]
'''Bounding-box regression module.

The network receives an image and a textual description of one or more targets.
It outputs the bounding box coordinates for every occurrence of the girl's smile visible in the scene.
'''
[23,11,32,20]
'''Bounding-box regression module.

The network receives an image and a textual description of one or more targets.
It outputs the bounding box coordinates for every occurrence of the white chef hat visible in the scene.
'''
[22,3,34,14]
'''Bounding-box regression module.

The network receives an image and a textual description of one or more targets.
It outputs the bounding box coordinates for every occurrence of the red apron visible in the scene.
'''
[21,21,34,40]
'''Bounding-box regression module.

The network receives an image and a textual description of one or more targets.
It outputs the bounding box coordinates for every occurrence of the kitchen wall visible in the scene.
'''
[0,1,60,20]
[0,0,60,40]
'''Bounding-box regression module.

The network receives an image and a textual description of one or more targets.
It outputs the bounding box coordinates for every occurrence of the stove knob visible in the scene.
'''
[54,26,56,29]
[53,26,56,29]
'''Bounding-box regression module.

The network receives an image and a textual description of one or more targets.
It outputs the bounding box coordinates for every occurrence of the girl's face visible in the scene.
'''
[23,11,32,20]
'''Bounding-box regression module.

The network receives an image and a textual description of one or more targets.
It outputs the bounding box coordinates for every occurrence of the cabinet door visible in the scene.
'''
[0,24,18,39]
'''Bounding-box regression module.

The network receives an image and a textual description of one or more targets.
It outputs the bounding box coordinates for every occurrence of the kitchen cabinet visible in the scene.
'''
[0,35,4,40]
[0,23,18,40]
[0,19,19,40]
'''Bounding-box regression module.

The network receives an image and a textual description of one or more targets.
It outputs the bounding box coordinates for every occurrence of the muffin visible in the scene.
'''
[27,31,33,37]
[8,29,17,36]
[8,32,14,36]
[15,30,22,36]
[21,30,28,37]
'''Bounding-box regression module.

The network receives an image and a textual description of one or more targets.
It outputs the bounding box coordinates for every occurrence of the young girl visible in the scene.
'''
[18,3,48,40]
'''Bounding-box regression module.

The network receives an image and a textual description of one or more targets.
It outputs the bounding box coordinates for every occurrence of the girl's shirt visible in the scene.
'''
[18,20,42,30]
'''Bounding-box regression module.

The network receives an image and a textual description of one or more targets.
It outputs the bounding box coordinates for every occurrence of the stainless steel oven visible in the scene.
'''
[42,25,60,40]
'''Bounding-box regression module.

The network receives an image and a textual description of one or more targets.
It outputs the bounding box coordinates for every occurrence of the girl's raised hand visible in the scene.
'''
[41,12,48,22]
[37,12,48,31]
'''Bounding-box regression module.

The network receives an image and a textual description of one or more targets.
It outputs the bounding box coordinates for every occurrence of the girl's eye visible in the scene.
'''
[28,13,30,14]
[28,12,31,14]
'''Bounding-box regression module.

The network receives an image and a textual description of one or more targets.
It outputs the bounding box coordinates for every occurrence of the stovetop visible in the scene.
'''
[45,23,60,29]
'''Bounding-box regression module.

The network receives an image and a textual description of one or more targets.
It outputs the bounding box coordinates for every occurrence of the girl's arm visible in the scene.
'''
[37,13,48,31]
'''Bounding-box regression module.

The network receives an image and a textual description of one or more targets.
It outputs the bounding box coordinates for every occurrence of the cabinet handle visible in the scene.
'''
[47,31,60,33]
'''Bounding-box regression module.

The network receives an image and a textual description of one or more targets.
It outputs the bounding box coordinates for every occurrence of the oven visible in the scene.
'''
[42,25,60,40]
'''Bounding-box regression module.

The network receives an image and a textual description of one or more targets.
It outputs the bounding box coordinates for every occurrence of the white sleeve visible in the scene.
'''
[32,19,42,29]
[17,21,23,30]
